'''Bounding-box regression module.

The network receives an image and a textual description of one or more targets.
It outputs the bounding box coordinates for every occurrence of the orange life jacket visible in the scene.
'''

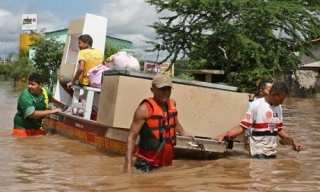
[138,98,177,152]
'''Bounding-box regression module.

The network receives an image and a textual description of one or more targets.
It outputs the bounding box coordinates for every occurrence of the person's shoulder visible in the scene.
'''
[136,102,150,118]
[18,89,32,102]
[43,87,51,96]
[169,98,176,105]
[250,97,260,104]
[249,97,264,109]
[20,88,30,96]
[93,48,104,56]
[79,48,88,52]
[93,48,103,53]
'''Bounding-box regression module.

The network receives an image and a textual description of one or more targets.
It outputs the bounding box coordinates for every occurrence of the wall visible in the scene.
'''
[283,40,320,97]
[19,34,42,50]
[274,70,317,98]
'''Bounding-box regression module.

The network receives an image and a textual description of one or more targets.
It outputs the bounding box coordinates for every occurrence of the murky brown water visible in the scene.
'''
[1,81,320,192]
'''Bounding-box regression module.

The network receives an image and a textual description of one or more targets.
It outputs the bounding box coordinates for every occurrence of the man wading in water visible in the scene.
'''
[124,74,194,173]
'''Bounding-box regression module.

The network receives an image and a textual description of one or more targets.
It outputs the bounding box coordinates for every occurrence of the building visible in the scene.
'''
[26,28,132,59]
[298,38,320,96]
[274,38,320,97]
[44,28,132,48]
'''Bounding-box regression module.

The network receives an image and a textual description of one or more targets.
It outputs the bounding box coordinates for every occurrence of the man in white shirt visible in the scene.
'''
[214,82,304,159]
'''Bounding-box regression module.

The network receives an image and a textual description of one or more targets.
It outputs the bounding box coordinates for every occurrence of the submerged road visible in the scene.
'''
[0,81,319,191]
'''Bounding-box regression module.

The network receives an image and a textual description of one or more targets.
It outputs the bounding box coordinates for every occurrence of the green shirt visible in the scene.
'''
[13,88,51,129]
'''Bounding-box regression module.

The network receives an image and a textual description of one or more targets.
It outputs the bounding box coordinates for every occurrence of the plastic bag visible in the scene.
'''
[87,64,110,88]
[110,51,140,71]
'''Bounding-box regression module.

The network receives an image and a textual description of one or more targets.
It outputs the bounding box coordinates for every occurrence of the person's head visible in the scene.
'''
[266,82,288,106]
[28,73,43,95]
[151,74,173,104]
[78,34,93,50]
[258,80,273,98]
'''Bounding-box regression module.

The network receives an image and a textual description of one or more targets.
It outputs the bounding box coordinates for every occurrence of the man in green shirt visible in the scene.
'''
[13,73,65,136]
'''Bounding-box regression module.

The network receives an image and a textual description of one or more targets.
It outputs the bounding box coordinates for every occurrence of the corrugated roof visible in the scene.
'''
[299,61,320,69]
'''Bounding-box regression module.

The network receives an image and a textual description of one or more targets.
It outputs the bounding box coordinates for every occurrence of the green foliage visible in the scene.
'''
[176,72,195,81]
[30,36,64,91]
[8,57,34,85]
[19,47,29,58]
[104,42,124,59]
[0,63,11,76]
[145,0,320,91]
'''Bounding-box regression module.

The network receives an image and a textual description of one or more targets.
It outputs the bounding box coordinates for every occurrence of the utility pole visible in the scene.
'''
[4,44,6,65]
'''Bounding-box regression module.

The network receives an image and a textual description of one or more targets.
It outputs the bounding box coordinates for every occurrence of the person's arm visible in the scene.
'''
[171,99,194,140]
[18,90,62,119]
[214,99,256,142]
[50,96,65,109]
[176,121,194,140]
[27,108,62,119]
[278,129,304,151]
[213,124,246,142]
[124,104,148,174]
[67,60,85,88]
[248,94,255,102]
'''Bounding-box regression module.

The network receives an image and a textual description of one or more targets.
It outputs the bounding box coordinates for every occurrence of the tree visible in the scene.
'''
[145,0,320,90]
[104,42,124,58]
[8,57,34,87]
[0,63,11,80]
[30,35,64,91]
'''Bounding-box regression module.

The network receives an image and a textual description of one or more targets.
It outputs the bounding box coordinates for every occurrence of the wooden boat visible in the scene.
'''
[43,14,249,157]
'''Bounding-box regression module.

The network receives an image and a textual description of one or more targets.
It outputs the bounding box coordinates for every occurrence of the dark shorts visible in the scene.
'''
[60,77,84,87]
[252,154,276,159]
[134,157,157,172]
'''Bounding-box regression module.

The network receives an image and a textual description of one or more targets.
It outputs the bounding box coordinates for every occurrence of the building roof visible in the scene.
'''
[299,61,320,70]
[45,28,132,44]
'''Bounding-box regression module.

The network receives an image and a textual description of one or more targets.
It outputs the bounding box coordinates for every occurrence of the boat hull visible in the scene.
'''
[43,113,227,156]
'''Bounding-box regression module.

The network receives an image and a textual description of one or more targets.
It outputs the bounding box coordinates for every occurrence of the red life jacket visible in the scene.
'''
[138,98,177,152]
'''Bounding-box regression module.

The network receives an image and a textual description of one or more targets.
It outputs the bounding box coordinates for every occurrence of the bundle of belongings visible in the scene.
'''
[87,51,140,88]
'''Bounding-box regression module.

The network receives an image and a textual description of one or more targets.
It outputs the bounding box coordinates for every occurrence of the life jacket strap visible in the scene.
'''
[157,136,176,152]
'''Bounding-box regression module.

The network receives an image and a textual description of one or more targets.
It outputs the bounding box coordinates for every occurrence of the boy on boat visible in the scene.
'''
[124,74,194,173]
[13,73,65,137]
[59,34,104,97]
[214,82,304,159]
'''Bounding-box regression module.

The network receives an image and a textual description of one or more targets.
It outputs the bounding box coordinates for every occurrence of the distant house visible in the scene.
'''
[298,38,320,95]
[299,38,320,75]
[274,38,320,97]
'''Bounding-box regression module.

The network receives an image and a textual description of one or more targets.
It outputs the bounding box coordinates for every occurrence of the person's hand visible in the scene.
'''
[212,133,226,142]
[248,94,255,101]
[181,132,195,141]
[292,140,304,151]
[53,108,62,113]
[66,81,73,89]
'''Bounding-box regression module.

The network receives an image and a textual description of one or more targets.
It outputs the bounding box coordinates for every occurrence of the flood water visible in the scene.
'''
[1,81,320,192]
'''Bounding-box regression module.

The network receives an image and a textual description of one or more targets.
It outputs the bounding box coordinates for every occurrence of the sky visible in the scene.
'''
[0,0,165,61]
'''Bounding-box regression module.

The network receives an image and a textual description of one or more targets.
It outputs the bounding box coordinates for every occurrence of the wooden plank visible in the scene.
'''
[183,69,225,75]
